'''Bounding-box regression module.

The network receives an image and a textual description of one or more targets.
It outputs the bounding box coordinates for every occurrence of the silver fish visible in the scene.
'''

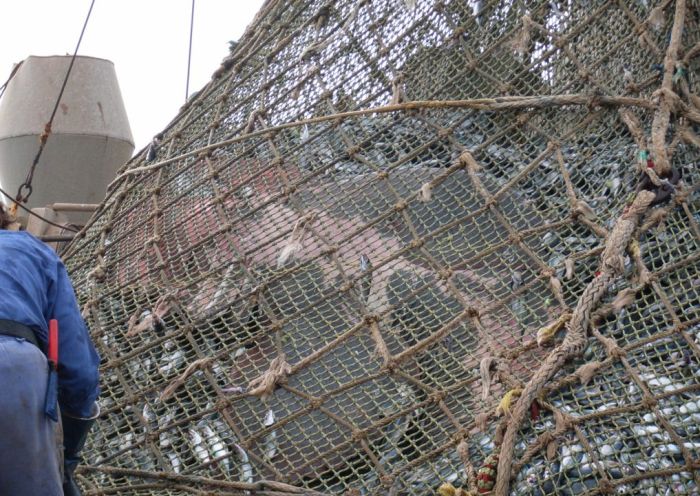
[233,442,254,484]
[263,408,278,461]
[159,416,183,473]
[203,265,242,317]
[189,427,211,465]
[358,254,373,305]
[199,421,231,474]
[510,270,523,291]
[159,342,185,376]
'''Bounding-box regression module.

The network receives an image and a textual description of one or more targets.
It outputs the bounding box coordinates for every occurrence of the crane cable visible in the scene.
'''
[10,0,96,218]
[185,0,196,101]
[0,185,79,233]
[0,61,22,101]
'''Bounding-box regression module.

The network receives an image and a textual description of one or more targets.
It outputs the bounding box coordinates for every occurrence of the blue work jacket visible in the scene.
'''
[0,230,99,418]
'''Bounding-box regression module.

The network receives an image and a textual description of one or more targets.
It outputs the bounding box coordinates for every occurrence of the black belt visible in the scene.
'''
[0,319,42,352]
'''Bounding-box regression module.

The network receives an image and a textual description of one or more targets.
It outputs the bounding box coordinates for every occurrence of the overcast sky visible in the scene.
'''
[0,0,265,152]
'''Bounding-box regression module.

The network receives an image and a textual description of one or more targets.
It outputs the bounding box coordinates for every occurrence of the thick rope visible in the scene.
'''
[160,357,213,401]
[78,464,324,495]
[493,190,656,495]
[107,94,652,185]
[650,0,686,176]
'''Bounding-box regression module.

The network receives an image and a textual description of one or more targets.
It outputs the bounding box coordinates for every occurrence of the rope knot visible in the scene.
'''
[452,431,467,444]
[247,355,292,400]
[437,127,451,138]
[380,475,394,488]
[160,357,214,401]
[430,391,446,404]
[214,397,230,411]
[574,361,603,386]
[419,182,433,203]
[474,411,490,432]
[88,265,106,282]
[599,334,625,358]
[538,430,554,446]
[480,356,496,400]
[364,314,379,325]
[394,201,407,212]
[409,238,424,249]
[340,281,354,292]
[598,480,616,495]
[513,113,528,126]
[450,25,466,39]
[458,150,475,168]
[108,357,123,368]
[323,245,338,256]
[217,223,233,235]
[466,307,480,318]
[351,429,367,441]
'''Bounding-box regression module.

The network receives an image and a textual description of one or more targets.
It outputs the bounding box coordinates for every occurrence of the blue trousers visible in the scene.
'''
[0,335,62,495]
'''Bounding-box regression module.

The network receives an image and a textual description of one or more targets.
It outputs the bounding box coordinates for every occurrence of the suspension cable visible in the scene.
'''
[0,185,79,233]
[12,0,96,208]
[0,61,22,101]
[185,0,196,101]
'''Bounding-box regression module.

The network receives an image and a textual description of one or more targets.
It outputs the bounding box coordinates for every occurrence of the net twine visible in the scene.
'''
[63,0,700,494]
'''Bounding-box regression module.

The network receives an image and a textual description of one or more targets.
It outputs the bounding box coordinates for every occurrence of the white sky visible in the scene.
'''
[0,0,266,153]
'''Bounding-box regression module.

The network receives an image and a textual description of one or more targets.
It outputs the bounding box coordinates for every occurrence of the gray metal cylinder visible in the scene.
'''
[0,55,134,214]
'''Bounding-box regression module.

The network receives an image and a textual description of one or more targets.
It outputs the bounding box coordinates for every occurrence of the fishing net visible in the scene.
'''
[64,0,700,494]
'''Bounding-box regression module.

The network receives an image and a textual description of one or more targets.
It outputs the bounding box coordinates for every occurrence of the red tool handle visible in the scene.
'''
[48,319,58,366]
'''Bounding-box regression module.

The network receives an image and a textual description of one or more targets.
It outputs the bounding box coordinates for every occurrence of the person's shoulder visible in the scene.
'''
[0,230,59,259]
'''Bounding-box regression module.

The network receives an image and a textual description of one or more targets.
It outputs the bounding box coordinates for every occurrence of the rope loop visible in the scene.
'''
[15,182,33,204]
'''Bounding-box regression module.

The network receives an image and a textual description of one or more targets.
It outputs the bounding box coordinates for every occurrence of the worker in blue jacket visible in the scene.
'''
[0,204,100,496]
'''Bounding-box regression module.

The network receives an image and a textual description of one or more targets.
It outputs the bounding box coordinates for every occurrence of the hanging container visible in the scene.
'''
[0,55,134,220]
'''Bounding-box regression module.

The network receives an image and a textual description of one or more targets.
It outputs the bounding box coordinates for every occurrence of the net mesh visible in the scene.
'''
[64,0,700,494]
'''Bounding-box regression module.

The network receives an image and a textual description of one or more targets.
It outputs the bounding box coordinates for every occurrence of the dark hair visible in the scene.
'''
[0,204,10,229]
